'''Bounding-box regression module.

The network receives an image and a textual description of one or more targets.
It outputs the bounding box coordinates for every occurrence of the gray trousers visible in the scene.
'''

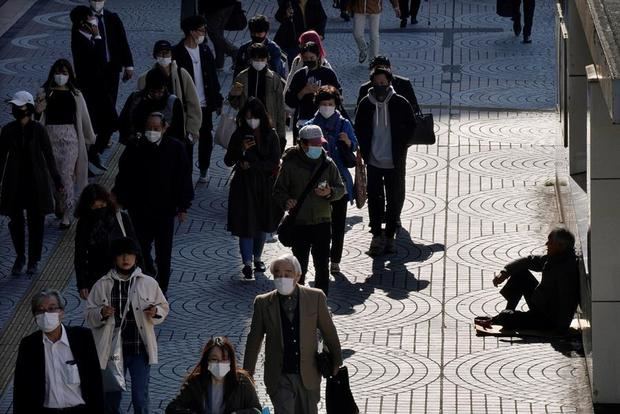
[204,5,238,68]
[269,374,320,414]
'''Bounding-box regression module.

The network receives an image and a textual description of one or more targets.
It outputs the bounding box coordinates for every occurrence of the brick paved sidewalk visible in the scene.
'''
[0,0,592,413]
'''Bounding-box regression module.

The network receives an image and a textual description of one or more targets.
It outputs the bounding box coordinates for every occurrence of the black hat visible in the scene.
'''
[110,237,140,257]
[152,40,172,58]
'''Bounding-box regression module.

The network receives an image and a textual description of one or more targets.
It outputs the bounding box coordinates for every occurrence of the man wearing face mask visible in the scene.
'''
[14,289,103,413]
[229,43,287,152]
[119,69,186,150]
[137,40,202,166]
[273,125,344,295]
[86,237,169,413]
[173,16,223,183]
[112,113,194,294]
[244,254,342,414]
[354,68,416,256]
[233,14,287,79]
[0,91,63,276]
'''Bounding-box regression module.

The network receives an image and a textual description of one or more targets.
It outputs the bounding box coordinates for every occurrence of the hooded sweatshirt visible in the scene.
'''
[367,86,395,169]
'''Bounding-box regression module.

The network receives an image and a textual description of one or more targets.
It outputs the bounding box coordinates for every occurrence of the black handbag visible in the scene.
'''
[408,110,436,146]
[277,158,329,247]
[315,348,333,379]
[496,0,513,17]
[326,366,359,414]
[224,1,247,31]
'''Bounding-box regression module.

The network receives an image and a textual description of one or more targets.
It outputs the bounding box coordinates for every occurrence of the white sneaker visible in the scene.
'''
[198,170,209,183]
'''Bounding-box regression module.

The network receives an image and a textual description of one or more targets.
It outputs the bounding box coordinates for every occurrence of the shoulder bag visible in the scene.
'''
[408,109,436,146]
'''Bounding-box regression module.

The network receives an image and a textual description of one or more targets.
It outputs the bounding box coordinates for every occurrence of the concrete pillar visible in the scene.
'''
[586,65,620,404]
[567,0,590,177]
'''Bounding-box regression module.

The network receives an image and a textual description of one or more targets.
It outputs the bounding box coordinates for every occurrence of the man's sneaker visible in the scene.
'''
[522,35,532,44]
[242,265,253,280]
[330,262,340,275]
[384,237,396,254]
[358,47,367,64]
[254,261,266,273]
[367,236,385,257]
[198,170,209,183]
[26,261,40,275]
[11,255,25,276]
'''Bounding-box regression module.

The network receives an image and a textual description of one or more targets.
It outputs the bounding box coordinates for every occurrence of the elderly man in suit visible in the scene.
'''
[14,289,103,413]
[243,254,342,414]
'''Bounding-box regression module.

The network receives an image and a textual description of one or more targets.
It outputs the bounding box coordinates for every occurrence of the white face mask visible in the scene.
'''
[87,18,98,27]
[246,118,260,130]
[90,1,105,12]
[195,35,205,45]
[319,105,335,119]
[274,277,296,295]
[157,57,172,67]
[144,130,162,143]
[208,362,231,380]
[35,312,61,333]
[54,74,69,86]
[251,60,267,72]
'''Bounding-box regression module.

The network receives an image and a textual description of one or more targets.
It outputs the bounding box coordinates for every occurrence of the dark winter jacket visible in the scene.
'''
[273,147,344,225]
[234,38,287,79]
[285,66,341,122]
[274,0,327,43]
[224,126,282,237]
[354,87,416,171]
[0,120,61,216]
[112,136,194,217]
[503,252,580,330]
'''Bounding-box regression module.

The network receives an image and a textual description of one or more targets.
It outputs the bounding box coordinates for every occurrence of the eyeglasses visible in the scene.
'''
[34,306,61,315]
[194,27,207,34]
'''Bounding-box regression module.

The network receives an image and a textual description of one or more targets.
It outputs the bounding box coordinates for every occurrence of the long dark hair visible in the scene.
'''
[74,184,117,218]
[235,97,273,135]
[186,337,253,399]
[42,59,79,96]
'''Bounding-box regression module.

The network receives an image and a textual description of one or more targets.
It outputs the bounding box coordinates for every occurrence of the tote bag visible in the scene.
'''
[214,104,237,149]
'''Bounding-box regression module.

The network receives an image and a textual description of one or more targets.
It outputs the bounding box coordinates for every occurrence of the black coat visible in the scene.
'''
[0,120,61,216]
[95,9,133,71]
[74,210,141,290]
[200,0,236,14]
[172,40,223,113]
[274,0,327,49]
[285,66,341,122]
[356,75,420,112]
[224,127,282,237]
[14,325,103,414]
[113,136,194,217]
[354,92,416,170]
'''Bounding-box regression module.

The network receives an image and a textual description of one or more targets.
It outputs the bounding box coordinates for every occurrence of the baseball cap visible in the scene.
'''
[8,91,34,106]
[153,40,172,57]
[299,125,327,145]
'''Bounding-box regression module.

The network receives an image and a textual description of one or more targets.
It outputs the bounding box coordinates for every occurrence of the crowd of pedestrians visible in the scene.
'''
[2,0,434,412]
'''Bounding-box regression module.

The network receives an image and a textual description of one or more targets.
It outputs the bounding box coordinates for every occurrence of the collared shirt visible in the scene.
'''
[42,325,86,408]
[278,287,299,322]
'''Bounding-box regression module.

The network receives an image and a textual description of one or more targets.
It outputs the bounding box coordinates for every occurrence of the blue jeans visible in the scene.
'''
[104,353,150,414]
[239,233,267,265]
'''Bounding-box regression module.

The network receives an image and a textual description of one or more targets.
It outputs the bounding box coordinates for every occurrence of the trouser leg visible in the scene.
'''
[26,209,45,263]
[130,211,156,277]
[512,0,522,24]
[291,225,312,284]
[239,237,253,265]
[310,222,331,296]
[522,0,535,37]
[205,6,238,68]
[500,269,539,310]
[104,390,122,414]
[330,197,348,263]
[411,0,421,19]
[384,167,406,238]
[153,215,175,293]
[368,13,381,58]
[198,107,214,172]
[8,211,26,258]
[366,164,385,236]
[352,13,367,52]
[126,353,151,414]
[399,0,410,17]
[252,232,267,261]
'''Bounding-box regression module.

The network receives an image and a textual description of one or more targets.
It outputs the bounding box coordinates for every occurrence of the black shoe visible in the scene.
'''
[254,261,266,273]
[11,256,25,276]
[411,17,418,25]
[522,35,532,44]
[400,19,407,28]
[242,265,253,280]
[340,11,350,22]
[26,261,39,275]
[59,222,71,230]
[513,20,522,36]
[89,151,108,171]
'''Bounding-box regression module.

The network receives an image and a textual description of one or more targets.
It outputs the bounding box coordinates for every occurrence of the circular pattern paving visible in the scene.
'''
[400,191,445,219]
[445,288,529,323]
[461,56,554,81]
[33,12,71,29]
[455,33,554,54]
[447,231,546,271]
[448,186,556,224]
[452,84,555,110]
[444,344,590,404]
[452,115,558,145]
[450,147,555,182]
[407,151,448,175]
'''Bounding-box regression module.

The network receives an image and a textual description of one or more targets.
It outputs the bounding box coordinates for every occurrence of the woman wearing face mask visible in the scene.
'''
[273,125,345,295]
[283,30,332,93]
[229,43,286,152]
[86,237,169,414]
[284,42,341,145]
[0,91,63,276]
[224,99,281,280]
[307,86,358,275]
[74,184,141,301]
[35,59,95,228]
[166,336,261,414]
[137,40,202,163]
